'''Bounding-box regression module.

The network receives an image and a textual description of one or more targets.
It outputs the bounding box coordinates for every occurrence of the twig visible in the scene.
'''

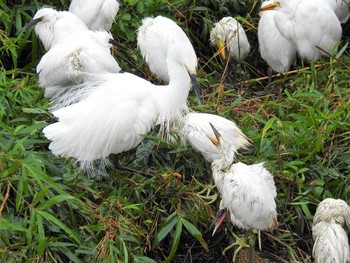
[0,181,11,218]
[237,64,323,85]
[315,45,350,70]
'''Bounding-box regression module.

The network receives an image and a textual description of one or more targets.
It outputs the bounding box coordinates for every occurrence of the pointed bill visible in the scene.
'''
[16,17,43,35]
[189,73,202,105]
[216,39,226,60]
[260,1,280,12]
[211,208,228,236]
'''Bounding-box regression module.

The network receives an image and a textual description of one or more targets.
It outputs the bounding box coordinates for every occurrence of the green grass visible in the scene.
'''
[1,0,350,262]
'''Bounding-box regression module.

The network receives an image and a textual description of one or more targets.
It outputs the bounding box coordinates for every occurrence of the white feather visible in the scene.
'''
[69,0,120,31]
[210,17,250,62]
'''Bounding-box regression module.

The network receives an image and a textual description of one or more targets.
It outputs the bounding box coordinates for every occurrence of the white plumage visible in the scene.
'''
[212,160,277,231]
[69,0,120,31]
[43,39,198,171]
[261,0,342,61]
[208,125,277,261]
[174,112,250,163]
[321,0,350,24]
[25,7,89,50]
[210,17,250,63]
[37,30,121,102]
[312,198,350,263]
[137,16,197,84]
[258,0,296,73]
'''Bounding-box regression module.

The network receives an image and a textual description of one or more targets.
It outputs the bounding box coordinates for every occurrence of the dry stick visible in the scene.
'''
[0,181,11,217]
[237,64,323,85]
[315,45,350,70]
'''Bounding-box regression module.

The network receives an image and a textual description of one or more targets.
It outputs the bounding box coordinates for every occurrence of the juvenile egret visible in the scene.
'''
[208,124,277,262]
[321,0,350,24]
[209,17,250,86]
[69,0,121,31]
[21,7,89,50]
[312,198,350,263]
[137,16,202,105]
[258,0,297,74]
[37,30,121,103]
[261,0,342,61]
[43,40,199,174]
[172,112,250,163]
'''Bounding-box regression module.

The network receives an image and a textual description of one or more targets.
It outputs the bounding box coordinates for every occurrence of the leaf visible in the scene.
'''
[152,216,178,249]
[37,211,81,244]
[182,218,209,252]
[36,213,46,256]
[163,219,182,263]
[37,195,75,210]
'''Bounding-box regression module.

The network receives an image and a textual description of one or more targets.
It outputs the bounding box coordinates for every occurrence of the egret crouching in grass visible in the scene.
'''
[210,17,250,87]
[137,15,202,105]
[43,39,199,178]
[208,124,277,263]
[312,198,350,263]
[69,0,121,31]
[260,0,342,61]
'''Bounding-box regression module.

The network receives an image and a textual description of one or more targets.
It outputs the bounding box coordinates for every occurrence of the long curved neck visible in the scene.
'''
[157,57,191,127]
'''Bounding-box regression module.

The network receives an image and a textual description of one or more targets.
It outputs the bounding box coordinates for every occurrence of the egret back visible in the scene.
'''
[137,16,197,83]
[69,0,120,31]
[213,162,277,231]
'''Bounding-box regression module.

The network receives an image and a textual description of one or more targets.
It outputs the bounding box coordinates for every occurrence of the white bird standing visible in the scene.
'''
[37,30,121,103]
[258,0,297,74]
[172,112,251,163]
[260,0,342,61]
[209,17,250,86]
[43,39,199,174]
[69,0,121,31]
[21,8,89,50]
[312,198,350,263]
[208,124,277,262]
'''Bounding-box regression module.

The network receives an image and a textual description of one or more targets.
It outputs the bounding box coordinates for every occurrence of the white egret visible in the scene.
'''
[312,198,350,263]
[208,124,277,262]
[69,0,121,31]
[37,30,121,103]
[21,7,89,50]
[321,0,350,24]
[137,15,202,105]
[258,0,297,74]
[209,17,250,86]
[260,0,342,61]
[172,112,250,163]
[43,39,199,174]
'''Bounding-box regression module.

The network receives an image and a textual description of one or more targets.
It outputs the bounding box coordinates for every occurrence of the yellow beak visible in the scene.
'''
[216,39,226,60]
[260,1,280,12]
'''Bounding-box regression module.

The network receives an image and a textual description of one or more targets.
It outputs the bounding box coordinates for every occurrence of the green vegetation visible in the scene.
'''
[1,0,349,262]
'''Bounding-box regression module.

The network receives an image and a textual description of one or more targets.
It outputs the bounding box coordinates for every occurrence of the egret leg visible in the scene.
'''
[222,229,249,262]
[247,230,257,263]
[110,154,154,178]
[267,67,273,83]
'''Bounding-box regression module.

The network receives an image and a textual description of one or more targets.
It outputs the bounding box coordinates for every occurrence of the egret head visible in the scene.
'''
[313,198,350,228]
[260,1,281,12]
[210,18,231,61]
[207,123,238,169]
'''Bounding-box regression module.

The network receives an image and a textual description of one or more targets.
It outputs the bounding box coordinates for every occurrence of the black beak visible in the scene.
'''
[16,16,43,35]
[108,38,129,51]
[189,74,202,105]
[209,122,222,141]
